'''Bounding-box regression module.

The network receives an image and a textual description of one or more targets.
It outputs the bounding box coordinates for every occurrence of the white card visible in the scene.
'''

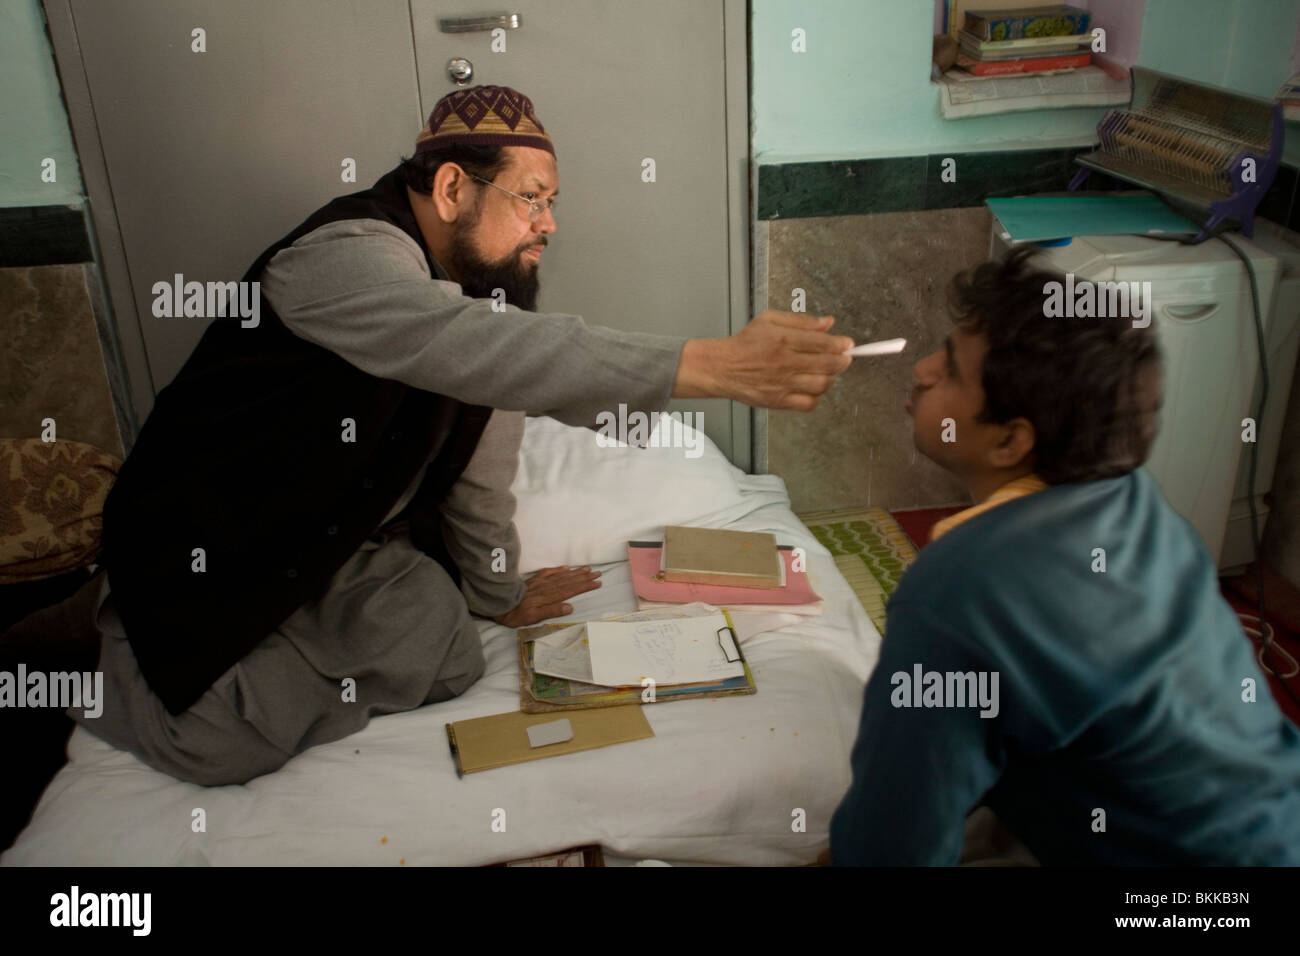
[846,337,906,357]
[526,718,574,748]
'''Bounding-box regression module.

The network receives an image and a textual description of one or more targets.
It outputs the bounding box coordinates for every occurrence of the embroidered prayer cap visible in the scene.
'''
[415,85,555,158]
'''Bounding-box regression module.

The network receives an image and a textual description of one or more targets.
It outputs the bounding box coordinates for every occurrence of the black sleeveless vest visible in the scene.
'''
[101,167,494,715]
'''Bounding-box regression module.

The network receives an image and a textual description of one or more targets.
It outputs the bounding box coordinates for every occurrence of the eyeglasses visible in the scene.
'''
[468,174,556,222]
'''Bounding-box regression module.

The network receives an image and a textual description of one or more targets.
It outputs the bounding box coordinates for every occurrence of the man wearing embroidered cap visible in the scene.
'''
[405,85,559,313]
[71,85,852,785]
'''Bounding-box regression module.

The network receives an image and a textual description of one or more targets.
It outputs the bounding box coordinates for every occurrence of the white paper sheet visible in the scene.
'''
[532,624,594,683]
[532,604,747,685]
[724,609,805,643]
[585,613,744,687]
[618,602,799,642]
[605,601,719,622]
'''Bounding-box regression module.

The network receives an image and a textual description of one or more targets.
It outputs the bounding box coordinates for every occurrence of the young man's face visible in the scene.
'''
[448,146,558,310]
[908,327,997,475]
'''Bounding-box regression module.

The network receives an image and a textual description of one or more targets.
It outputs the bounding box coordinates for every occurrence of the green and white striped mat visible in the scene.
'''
[797,507,919,635]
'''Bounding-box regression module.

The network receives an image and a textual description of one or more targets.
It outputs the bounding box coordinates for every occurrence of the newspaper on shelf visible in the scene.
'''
[937,64,1129,119]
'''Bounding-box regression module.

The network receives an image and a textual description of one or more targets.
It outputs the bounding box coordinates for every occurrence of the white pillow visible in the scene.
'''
[510,414,750,574]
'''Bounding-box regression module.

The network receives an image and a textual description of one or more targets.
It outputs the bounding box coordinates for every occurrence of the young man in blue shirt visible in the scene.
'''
[830,246,1300,865]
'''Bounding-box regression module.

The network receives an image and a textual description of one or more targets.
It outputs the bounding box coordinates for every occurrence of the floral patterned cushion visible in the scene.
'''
[0,439,121,584]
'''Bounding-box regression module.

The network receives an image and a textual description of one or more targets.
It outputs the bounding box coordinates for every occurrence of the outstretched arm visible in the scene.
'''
[262,219,852,426]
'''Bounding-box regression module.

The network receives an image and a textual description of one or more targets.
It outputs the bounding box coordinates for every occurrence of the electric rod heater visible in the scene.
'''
[1070,67,1283,242]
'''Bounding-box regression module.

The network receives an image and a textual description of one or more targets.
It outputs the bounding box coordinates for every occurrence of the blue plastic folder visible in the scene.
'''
[986,195,1201,242]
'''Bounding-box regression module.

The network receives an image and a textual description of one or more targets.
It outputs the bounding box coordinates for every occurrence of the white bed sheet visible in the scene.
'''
[2,474,881,867]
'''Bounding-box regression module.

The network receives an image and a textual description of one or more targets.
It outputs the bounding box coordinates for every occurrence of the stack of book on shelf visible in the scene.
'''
[956,4,1092,77]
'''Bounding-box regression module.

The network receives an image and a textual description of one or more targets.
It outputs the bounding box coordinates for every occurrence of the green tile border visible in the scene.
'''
[923,148,1083,210]
[0,204,92,267]
[757,158,927,220]
[758,149,1300,225]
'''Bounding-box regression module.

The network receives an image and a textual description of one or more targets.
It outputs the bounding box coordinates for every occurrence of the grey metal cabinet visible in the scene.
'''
[42,0,751,466]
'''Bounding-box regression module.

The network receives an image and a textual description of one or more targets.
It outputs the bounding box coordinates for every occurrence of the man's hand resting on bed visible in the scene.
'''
[674,311,854,412]
[492,565,602,628]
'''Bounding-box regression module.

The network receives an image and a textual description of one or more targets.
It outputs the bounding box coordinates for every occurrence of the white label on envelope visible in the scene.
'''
[526,718,574,748]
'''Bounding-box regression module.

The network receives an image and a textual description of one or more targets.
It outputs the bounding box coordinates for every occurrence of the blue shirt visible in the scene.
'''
[830,468,1300,865]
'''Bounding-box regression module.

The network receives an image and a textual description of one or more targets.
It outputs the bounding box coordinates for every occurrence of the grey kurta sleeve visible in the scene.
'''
[437,408,529,619]
[259,218,688,429]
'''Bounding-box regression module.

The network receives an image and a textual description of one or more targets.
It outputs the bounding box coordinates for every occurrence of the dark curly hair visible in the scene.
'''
[398,144,509,194]
[947,245,1163,485]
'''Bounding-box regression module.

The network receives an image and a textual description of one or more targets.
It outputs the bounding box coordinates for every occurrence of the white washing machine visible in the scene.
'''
[992,219,1300,569]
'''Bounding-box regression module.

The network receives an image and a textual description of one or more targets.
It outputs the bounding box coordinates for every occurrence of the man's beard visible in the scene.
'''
[447,218,543,312]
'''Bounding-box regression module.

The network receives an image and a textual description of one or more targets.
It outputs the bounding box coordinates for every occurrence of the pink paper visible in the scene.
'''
[628,545,820,606]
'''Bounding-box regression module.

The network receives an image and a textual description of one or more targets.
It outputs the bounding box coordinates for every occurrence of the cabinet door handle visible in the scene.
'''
[1161,303,1219,323]
[438,14,521,34]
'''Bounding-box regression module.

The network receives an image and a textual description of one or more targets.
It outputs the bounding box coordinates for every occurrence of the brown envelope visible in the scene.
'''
[445,704,654,775]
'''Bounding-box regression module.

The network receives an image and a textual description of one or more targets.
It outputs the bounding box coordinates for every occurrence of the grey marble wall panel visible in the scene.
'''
[765,207,994,513]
